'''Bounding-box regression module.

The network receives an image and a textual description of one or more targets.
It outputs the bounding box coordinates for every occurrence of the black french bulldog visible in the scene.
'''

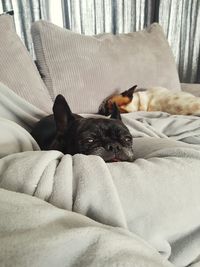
[31,95,134,162]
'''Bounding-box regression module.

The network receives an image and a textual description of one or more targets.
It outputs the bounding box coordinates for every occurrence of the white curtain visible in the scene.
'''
[0,0,199,83]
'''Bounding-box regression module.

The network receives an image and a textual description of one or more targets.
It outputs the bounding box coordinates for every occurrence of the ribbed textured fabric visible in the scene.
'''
[31,20,180,114]
[0,15,52,113]
[1,0,199,83]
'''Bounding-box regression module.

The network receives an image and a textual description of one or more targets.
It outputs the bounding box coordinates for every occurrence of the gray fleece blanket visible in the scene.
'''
[0,82,200,267]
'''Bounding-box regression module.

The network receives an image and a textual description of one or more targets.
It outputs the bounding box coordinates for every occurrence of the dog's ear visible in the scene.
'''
[121,85,137,98]
[110,103,121,120]
[53,94,75,134]
[98,99,110,116]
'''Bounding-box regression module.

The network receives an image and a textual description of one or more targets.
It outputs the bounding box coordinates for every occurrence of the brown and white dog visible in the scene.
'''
[99,85,200,116]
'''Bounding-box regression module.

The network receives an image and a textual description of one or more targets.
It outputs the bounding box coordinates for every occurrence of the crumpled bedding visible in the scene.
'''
[0,82,200,267]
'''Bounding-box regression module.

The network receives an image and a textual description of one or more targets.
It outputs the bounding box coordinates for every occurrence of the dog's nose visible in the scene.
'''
[106,144,121,153]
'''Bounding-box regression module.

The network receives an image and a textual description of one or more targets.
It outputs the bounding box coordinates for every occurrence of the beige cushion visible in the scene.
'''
[0,15,52,113]
[31,20,181,114]
[181,83,200,97]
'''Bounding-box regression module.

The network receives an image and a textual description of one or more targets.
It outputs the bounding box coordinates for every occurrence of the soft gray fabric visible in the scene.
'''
[0,189,173,267]
[1,83,200,266]
[31,20,181,114]
[0,82,45,157]
[0,82,47,131]
[0,14,52,113]
[181,83,200,97]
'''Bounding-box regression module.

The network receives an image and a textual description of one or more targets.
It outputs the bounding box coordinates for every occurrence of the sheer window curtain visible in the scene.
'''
[0,0,199,83]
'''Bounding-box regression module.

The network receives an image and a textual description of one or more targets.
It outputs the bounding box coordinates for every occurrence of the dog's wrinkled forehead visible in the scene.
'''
[77,118,130,137]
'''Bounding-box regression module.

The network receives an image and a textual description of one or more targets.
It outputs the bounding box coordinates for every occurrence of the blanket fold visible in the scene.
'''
[1,82,200,266]
[0,189,174,267]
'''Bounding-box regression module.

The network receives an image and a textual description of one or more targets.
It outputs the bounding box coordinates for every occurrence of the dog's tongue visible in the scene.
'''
[111,158,120,162]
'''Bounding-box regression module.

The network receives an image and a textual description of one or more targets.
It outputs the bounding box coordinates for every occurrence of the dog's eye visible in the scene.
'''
[85,138,94,143]
[125,136,132,142]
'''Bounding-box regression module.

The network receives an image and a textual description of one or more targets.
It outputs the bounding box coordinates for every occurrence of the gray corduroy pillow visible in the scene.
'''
[0,15,52,113]
[31,20,181,114]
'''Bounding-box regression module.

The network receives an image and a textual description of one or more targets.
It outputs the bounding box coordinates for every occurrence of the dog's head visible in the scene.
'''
[51,95,134,162]
[98,85,138,115]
